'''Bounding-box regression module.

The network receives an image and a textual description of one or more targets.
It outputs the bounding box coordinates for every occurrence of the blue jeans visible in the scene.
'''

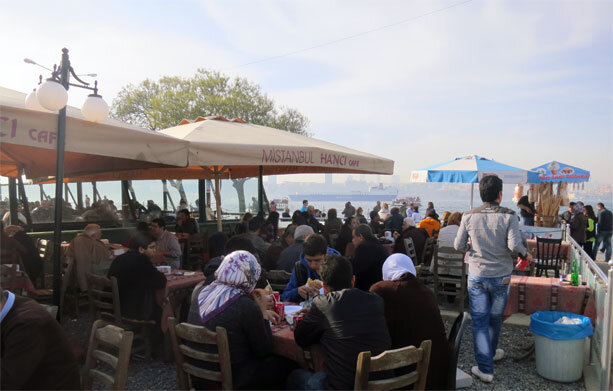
[593,231,612,261]
[286,369,327,390]
[468,274,511,374]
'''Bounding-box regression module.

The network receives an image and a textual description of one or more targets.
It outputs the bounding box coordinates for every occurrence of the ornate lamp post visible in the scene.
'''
[25,48,109,310]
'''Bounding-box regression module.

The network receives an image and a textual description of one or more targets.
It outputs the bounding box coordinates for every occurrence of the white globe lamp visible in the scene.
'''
[24,89,46,111]
[81,94,109,122]
[36,79,68,111]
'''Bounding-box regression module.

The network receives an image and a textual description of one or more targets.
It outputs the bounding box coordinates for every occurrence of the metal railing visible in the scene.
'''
[565,231,611,391]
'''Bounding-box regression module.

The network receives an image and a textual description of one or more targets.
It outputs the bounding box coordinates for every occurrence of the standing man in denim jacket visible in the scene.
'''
[454,175,532,383]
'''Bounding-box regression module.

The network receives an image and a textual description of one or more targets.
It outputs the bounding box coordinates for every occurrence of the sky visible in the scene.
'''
[1,0,612,186]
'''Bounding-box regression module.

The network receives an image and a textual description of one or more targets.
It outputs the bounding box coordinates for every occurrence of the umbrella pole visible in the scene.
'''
[470,182,474,210]
[214,170,222,232]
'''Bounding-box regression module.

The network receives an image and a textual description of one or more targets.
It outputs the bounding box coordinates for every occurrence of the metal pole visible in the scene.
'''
[214,171,222,232]
[470,182,474,209]
[76,182,83,210]
[8,177,18,224]
[17,175,32,227]
[51,48,70,310]
[198,179,205,223]
[39,184,44,202]
[258,165,264,214]
[602,268,613,390]
[162,179,168,211]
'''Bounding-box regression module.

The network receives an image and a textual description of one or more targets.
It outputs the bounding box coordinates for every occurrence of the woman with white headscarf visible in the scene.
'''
[370,254,450,390]
[187,250,295,389]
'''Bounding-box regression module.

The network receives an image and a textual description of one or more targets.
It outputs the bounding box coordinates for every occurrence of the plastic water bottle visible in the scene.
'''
[571,260,579,286]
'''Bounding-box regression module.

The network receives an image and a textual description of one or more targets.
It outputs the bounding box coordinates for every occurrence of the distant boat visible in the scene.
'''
[290,184,399,202]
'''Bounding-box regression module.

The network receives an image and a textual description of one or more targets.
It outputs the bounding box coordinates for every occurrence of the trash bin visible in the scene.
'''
[530,311,593,382]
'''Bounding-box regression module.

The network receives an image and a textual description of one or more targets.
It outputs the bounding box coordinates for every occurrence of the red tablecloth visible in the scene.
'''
[272,322,325,371]
[503,275,596,323]
[159,271,205,332]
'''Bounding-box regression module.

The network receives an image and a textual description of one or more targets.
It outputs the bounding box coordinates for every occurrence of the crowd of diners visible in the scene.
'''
[3,175,611,389]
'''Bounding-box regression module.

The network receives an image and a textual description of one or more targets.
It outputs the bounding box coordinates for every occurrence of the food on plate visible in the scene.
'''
[307,278,323,289]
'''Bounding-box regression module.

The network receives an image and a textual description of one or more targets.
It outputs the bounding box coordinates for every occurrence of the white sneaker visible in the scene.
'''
[471,366,494,383]
[493,348,504,361]
[608,260,613,266]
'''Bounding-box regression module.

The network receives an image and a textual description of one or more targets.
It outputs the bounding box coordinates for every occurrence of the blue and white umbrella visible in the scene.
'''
[410,155,540,208]
[531,161,590,183]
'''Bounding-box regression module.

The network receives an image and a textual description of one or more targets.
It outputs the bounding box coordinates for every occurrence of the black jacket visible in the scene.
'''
[598,208,613,233]
[276,242,303,272]
[175,218,199,234]
[351,237,388,291]
[294,289,391,390]
[187,294,273,388]
[107,250,167,320]
[570,212,587,244]
[393,227,430,263]
[384,213,404,233]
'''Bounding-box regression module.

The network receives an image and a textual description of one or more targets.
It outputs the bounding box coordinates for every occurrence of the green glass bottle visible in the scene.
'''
[571,260,579,286]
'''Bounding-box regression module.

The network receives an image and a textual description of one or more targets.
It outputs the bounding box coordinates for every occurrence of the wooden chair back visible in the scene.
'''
[86,273,121,324]
[403,237,417,260]
[83,319,134,390]
[420,237,436,267]
[433,246,467,311]
[168,317,233,390]
[266,269,292,292]
[447,312,469,390]
[535,237,563,278]
[354,340,432,391]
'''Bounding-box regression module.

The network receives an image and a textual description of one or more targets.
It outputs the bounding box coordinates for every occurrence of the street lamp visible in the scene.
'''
[24,48,109,310]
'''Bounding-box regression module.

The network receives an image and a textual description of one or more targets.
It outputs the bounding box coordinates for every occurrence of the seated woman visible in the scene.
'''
[370,254,450,390]
[188,251,294,389]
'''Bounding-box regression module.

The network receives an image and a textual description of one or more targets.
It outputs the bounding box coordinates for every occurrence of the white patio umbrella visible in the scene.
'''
[45,116,395,231]
[410,155,540,209]
[0,86,189,179]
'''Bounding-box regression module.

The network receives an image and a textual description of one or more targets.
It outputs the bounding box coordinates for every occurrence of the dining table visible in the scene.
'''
[158,270,206,332]
[271,321,326,371]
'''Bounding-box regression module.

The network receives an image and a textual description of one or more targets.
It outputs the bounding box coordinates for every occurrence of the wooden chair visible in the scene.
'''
[30,255,75,321]
[266,269,292,292]
[83,319,134,390]
[420,237,436,267]
[534,237,563,278]
[403,237,418,260]
[185,233,206,270]
[354,340,432,391]
[447,312,469,390]
[168,317,233,390]
[86,273,156,359]
[433,246,467,311]
[36,238,54,288]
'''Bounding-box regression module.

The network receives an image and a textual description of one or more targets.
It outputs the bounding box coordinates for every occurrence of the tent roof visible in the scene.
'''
[410,155,540,184]
[531,161,590,183]
[0,87,189,179]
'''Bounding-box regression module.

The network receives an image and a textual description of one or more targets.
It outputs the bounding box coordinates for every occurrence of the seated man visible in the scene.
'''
[369,210,385,236]
[246,217,271,254]
[150,218,182,269]
[303,205,324,234]
[1,290,80,390]
[276,225,313,272]
[175,209,199,235]
[281,234,339,302]
[392,217,429,263]
[263,224,296,271]
[107,233,167,321]
[351,224,388,291]
[418,209,441,237]
[384,207,404,234]
[289,255,391,390]
[67,223,111,291]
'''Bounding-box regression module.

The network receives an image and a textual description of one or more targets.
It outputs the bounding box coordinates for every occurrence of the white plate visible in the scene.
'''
[284,305,302,315]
